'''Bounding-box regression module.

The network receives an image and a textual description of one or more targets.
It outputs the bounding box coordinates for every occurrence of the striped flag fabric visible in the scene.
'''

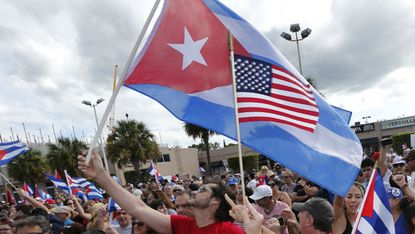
[352,169,395,233]
[235,55,318,132]
[85,184,103,200]
[46,174,70,193]
[37,187,52,202]
[72,177,91,188]
[0,141,29,166]
[148,160,160,178]
[122,0,363,195]
[22,182,34,197]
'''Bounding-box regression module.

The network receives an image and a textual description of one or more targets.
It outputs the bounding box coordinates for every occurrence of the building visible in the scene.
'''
[122,146,200,178]
[351,115,415,154]
[198,145,271,175]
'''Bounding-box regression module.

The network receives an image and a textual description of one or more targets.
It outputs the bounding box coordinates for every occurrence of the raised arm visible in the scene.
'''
[69,194,91,220]
[78,150,171,234]
[379,143,391,177]
[332,195,346,234]
[17,188,49,213]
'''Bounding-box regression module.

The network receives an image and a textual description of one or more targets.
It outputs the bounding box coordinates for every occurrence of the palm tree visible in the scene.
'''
[106,120,159,178]
[47,137,86,177]
[306,77,324,97]
[8,150,49,185]
[184,123,215,176]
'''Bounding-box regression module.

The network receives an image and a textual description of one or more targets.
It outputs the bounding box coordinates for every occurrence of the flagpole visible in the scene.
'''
[64,170,72,194]
[351,162,378,233]
[85,0,162,163]
[0,172,18,190]
[228,32,246,200]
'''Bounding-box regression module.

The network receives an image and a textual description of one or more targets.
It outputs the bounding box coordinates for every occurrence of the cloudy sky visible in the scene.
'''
[1,0,414,147]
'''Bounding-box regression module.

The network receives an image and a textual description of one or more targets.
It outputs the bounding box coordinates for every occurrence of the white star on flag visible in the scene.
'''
[168,27,208,70]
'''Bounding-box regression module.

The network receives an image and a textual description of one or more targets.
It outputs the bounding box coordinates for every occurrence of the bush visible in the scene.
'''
[227,154,259,172]
[392,132,414,155]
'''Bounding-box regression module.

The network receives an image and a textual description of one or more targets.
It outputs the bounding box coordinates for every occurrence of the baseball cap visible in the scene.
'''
[45,199,55,205]
[387,187,403,199]
[293,198,334,232]
[50,206,72,214]
[392,156,406,166]
[249,185,272,201]
[227,177,239,186]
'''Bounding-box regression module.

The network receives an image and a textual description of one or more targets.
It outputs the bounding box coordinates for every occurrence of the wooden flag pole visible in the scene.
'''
[228,32,246,201]
[85,0,162,163]
[0,172,18,190]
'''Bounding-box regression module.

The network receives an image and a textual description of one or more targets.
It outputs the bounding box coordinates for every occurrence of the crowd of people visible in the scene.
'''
[1,144,415,233]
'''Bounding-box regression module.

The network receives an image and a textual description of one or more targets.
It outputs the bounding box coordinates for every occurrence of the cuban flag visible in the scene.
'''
[72,177,91,188]
[123,0,362,195]
[22,182,34,197]
[352,169,395,233]
[85,184,104,200]
[0,141,29,166]
[148,160,161,179]
[46,174,70,193]
[64,172,87,199]
[37,187,52,202]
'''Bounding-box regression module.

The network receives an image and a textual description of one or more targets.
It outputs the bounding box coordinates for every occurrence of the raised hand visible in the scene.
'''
[77,148,106,180]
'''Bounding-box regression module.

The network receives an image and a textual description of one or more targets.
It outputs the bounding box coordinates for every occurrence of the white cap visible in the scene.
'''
[132,189,143,198]
[250,185,273,201]
[392,156,406,165]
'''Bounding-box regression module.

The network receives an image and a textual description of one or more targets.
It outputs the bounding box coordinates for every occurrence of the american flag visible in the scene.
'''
[234,55,319,132]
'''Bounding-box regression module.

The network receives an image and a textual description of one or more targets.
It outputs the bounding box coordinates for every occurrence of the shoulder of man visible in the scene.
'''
[170,214,194,232]
[220,221,245,234]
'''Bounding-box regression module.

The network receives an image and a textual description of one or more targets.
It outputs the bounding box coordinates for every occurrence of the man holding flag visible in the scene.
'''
[79,150,244,233]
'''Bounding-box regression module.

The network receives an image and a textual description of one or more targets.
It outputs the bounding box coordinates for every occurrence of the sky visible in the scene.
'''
[1,0,414,148]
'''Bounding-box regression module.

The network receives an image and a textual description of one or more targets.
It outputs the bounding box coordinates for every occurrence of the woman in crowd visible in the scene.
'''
[131,218,155,234]
[269,180,292,208]
[86,203,108,232]
[146,191,176,215]
[332,183,364,234]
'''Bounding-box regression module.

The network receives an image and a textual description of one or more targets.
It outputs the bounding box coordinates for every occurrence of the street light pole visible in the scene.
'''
[82,99,110,173]
[280,24,311,75]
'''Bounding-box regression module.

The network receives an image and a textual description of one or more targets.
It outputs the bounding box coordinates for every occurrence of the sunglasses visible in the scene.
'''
[173,189,182,193]
[393,164,405,168]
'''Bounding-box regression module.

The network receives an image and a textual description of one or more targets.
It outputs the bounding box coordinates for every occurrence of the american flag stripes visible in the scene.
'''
[234,55,319,132]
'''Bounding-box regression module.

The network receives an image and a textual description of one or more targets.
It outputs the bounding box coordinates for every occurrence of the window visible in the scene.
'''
[157,154,171,162]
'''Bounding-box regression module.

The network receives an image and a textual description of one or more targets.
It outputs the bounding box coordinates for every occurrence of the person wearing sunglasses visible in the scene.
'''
[131,219,154,234]
[78,150,244,234]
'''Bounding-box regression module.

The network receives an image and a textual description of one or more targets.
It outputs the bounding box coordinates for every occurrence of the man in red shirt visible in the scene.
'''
[78,150,244,234]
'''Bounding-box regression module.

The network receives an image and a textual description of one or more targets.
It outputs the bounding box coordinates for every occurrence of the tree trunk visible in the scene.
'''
[203,136,212,176]
[132,157,142,183]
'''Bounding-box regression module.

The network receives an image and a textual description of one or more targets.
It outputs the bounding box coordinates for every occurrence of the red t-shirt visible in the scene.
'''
[170,215,245,234]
